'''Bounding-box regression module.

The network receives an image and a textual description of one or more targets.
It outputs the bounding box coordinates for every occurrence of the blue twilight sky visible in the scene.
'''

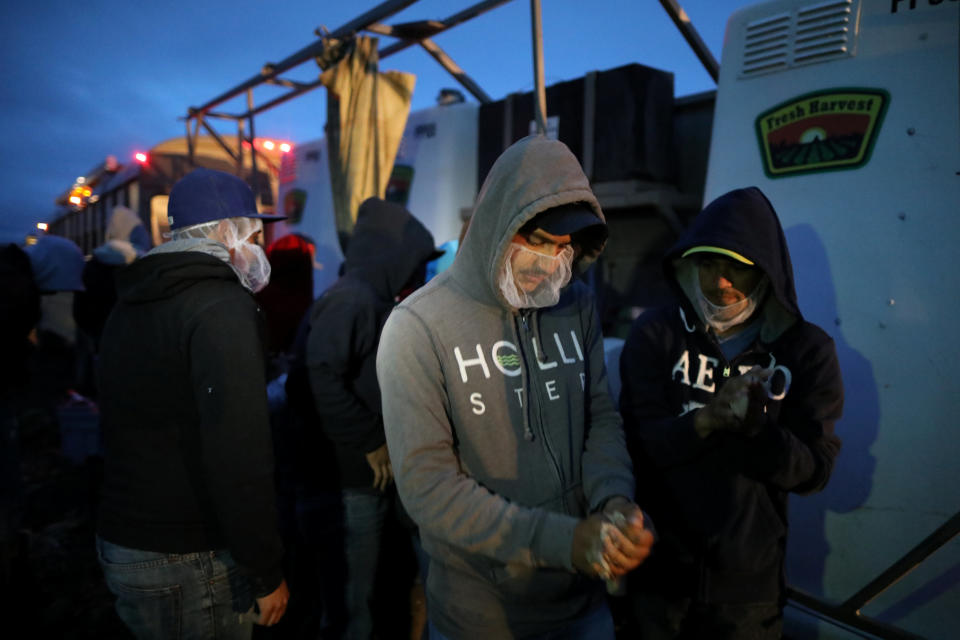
[0,0,759,243]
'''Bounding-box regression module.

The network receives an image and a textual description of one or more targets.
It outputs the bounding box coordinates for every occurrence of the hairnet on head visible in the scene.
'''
[172,217,271,293]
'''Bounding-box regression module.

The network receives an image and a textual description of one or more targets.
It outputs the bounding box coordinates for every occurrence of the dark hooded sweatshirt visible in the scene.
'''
[376,137,635,638]
[96,245,283,597]
[303,198,440,490]
[619,187,843,604]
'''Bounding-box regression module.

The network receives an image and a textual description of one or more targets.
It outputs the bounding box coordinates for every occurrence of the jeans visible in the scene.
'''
[297,489,390,640]
[96,536,255,640]
[427,601,615,640]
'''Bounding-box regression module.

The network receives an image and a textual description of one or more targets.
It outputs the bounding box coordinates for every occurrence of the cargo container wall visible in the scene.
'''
[275,102,479,297]
[705,1,960,637]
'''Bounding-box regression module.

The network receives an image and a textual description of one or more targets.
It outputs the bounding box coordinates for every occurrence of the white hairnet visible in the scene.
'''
[498,243,574,309]
[172,217,271,292]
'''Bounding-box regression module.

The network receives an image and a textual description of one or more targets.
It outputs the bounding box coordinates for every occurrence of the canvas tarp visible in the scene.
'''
[320,36,416,237]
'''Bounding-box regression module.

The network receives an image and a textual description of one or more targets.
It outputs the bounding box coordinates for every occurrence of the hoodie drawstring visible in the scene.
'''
[514,311,535,442]
[531,310,547,365]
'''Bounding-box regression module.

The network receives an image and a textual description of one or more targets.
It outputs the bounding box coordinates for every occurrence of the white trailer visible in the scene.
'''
[705,1,960,638]
[273,100,479,297]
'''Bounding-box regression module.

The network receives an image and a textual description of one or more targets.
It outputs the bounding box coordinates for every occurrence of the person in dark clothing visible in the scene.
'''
[0,243,40,399]
[74,205,151,349]
[256,233,316,359]
[95,168,289,638]
[254,232,319,638]
[23,234,86,411]
[0,243,40,592]
[295,197,441,640]
[73,205,151,398]
[619,187,844,640]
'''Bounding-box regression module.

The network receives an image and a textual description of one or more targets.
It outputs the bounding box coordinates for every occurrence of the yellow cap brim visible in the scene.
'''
[681,245,754,266]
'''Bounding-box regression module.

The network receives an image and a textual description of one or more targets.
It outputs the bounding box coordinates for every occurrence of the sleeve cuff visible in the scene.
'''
[532,511,579,572]
[595,494,632,514]
[361,428,387,454]
[247,565,284,599]
[742,424,789,478]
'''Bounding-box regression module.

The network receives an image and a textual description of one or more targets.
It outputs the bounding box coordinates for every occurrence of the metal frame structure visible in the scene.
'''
[182,0,516,201]
[181,0,721,195]
[786,511,959,639]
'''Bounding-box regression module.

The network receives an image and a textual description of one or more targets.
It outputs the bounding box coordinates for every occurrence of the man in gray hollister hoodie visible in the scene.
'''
[376,136,655,639]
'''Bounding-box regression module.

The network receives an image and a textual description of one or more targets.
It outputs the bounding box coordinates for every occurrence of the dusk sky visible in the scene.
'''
[0,0,757,243]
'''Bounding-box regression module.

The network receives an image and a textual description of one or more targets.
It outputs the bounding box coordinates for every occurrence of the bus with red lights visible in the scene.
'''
[49,135,291,254]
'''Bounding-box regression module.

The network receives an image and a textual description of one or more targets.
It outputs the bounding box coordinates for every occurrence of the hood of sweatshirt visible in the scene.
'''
[448,135,605,309]
[342,197,439,301]
[666,186,800,343]
[115,240,239,304]
[92,205,151,266]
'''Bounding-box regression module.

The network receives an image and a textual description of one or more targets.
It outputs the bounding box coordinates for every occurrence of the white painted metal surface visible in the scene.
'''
[706,1,960,637]
[274,101,479,297]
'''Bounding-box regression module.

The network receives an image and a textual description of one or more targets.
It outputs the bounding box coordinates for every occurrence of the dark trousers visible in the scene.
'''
[629,591,782,640]
[428,600,615,640]
[297,489,391,640]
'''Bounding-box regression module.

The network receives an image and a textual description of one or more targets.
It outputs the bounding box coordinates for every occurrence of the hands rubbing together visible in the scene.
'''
[695,365,773,439]
[572,497,655,581]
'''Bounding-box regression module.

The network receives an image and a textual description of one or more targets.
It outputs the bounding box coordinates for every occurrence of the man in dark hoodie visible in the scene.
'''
[297,197,441,639]
[73,205,152,397]
[619,187,843,639]
[95,168,289,638]
[376,136,655,639]
[74,205,152,350]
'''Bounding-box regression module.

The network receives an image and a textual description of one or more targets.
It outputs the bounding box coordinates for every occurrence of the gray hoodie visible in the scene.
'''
[376,136,635,638]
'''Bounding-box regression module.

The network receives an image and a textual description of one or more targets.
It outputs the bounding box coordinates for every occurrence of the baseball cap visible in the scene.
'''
[167,168,286,230]
[533,203,605,236]
[681,245,755,266]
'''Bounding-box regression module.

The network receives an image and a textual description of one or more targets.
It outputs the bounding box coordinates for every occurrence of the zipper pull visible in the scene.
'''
[723,366,731,378]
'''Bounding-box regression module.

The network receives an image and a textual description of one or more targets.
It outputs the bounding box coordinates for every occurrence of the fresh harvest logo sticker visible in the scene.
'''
[756,89,889,178]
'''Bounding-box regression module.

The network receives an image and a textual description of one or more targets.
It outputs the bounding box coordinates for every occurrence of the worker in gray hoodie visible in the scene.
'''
[376,136,654,639]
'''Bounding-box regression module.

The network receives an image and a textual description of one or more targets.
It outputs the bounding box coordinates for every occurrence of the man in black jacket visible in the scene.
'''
[296,197,441,639]
[619,187,843,639]
[96,168,289,638]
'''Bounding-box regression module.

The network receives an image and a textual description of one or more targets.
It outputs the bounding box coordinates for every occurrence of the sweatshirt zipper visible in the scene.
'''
[698,331,768,601]
[517,310,566,493]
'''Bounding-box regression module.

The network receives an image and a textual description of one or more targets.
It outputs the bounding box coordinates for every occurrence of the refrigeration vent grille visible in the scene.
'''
[741,0,856,78]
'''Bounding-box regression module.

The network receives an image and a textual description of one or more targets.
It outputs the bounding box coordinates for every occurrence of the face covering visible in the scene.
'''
[695,275,768,333]
[498,243,574,309]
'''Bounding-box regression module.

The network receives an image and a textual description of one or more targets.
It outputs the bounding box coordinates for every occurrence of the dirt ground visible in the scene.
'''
[5,408,131,638]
